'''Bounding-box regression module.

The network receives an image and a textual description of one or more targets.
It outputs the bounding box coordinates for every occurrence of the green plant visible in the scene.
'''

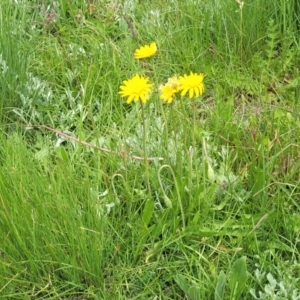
[1,0,300,298]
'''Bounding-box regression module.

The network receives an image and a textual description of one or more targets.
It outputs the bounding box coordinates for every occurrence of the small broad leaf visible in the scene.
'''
[207,163,216,183]
[229,256,248,299]
[175,274,201,300]
[213,198,229,211]
[60,146,69,162]
[142,199,154,227]
[215,270,226,300]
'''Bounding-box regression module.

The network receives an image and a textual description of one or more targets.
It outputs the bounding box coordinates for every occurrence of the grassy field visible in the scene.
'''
[1,0,300,299]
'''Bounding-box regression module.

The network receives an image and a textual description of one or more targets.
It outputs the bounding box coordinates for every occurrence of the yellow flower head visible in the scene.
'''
[134,42,157,59]
[177,72,205,99]
[119,74,154,104]
[159,76,180,103]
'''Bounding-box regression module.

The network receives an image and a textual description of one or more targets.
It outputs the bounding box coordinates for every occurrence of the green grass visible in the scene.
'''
[1,0,300,299]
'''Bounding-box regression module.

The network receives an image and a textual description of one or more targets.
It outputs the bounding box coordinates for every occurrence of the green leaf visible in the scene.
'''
[142,199,154,227]
[175,274,201,300]
[60,146,69,163]
[213,198,229,210]
[215,270,226,300]
[207,163,216,183]
[229,256,248,299]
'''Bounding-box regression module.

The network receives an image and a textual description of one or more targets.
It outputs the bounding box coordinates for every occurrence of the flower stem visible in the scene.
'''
[159,99,169,154]
[192,99,199,183]
[141,103,151,193]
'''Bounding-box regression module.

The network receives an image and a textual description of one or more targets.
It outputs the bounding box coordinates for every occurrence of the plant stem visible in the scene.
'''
[141,103,151,194]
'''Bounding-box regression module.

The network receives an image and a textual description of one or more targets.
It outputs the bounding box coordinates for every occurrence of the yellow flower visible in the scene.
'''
[159,76,180,103]
[160,85,177,103]
[134,42,157,59]
[119,74,154,104]
[177,72,205,99]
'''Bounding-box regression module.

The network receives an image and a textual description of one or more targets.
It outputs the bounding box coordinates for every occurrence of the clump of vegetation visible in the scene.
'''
[1,0,300,298]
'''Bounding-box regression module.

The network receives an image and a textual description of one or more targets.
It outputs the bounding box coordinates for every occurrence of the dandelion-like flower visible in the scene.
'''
[134,42,157,59]
[119,74,154,104]
[177,72,205,99]
[159,76,180,103]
